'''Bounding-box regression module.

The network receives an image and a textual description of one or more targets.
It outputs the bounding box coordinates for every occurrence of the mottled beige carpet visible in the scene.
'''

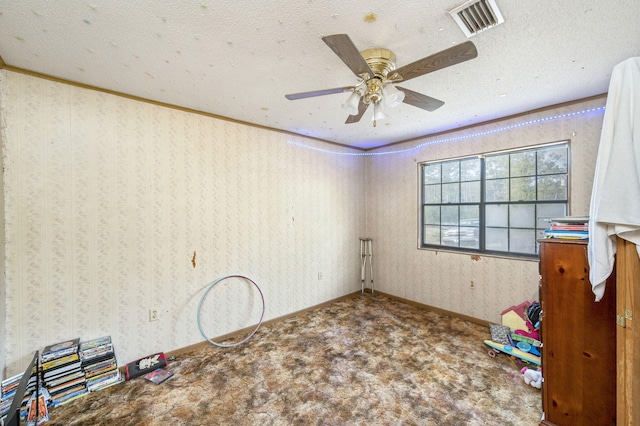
[48,294,542,425]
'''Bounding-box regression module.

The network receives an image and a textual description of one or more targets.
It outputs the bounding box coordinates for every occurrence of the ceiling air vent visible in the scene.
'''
[449,0,504,38]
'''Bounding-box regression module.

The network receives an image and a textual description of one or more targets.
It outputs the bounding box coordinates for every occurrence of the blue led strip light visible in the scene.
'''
[287,106,606,157]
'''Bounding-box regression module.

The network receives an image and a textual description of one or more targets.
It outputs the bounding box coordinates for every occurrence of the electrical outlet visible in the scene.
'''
[470,281,475,290]
[318,271,323,280]
[149,308,159,322]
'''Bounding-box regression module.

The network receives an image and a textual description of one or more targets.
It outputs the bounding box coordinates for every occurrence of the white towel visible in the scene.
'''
[588,57,640,301]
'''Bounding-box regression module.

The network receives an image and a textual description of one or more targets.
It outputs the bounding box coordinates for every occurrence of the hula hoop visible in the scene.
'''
[197,274,265,348]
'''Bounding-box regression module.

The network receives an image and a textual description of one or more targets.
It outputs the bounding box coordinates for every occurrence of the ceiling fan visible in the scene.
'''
[285,34,478,126]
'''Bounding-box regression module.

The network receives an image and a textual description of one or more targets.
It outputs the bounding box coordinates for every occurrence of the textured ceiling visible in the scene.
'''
[1,1,639,150]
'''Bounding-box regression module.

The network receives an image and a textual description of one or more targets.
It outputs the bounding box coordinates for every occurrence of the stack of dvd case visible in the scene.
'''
[41,338,88,407]
[1,373,23,420]
[0,368,38,422]
[80,336,123,392]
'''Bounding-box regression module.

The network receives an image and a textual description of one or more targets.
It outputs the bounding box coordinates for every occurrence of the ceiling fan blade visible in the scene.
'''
[392,41,477,82]
[285,86,353,100]
[322,34,374,79]
[396,87,444,112]
[345,98,369,124]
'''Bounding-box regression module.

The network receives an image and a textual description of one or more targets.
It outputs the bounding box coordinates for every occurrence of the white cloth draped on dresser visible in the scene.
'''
[588,57,640,301]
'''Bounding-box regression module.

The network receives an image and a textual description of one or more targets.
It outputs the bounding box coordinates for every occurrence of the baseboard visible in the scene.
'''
[119,289,489,373]
[164,291,363,360]
[373,291,492,327]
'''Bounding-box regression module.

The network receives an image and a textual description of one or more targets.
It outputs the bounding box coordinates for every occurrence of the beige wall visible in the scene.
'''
[0,68,607,378]
[366,97,605,323]
[0,70,366,376]
[0,71,6,377]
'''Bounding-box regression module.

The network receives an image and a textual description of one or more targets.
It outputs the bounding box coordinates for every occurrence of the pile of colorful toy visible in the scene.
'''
[484,300,543,388]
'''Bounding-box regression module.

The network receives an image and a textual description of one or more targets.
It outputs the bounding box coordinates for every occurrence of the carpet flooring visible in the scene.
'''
[48,294,542,425]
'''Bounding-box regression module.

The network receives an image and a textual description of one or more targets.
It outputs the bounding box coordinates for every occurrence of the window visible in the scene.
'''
[420,142,568,257]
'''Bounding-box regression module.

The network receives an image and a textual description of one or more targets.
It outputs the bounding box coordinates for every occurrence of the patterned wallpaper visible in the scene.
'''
[0,71,6,378]
[0,68,607,378]
[0,70,366,376]
[365,98,606,324]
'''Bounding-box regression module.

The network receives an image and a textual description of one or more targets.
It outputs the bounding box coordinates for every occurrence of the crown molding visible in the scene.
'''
[0,63,365,152]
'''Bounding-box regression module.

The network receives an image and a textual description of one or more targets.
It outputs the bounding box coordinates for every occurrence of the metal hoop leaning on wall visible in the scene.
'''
[197,274,266,348]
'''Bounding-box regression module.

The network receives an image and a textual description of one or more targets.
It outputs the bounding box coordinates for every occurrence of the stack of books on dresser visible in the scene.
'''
[80,336,123,392]
[41,338,88,407]
[544,216,589,240]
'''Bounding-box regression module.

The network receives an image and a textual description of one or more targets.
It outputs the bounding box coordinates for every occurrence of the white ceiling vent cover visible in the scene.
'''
[449,0,504,38]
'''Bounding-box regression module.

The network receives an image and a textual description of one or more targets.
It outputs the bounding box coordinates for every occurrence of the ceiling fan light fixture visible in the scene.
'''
[382,83,405,108]
[343,91,361,115]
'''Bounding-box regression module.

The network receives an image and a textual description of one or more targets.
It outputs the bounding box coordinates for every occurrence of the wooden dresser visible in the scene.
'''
[538,239,617,426]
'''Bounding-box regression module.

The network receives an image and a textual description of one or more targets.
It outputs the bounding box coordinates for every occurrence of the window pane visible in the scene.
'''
[486,154,509,179]
[538,146,568,175]
[442,162,460,183]
[442,227,459,246]
[511,176,536,201]
[510,204,535,228]
[460,158,481,181]
[441,206,459,225]
[460,227,479,249]
[442,183,460,203]
[510,151,536,177]
[424,184,441,204]
[486,179,509,201]
[537,175,568,200]
[460,205,479,222]
[424,225,441,245]
[423,164,441,184]
[460,206,479,249]
[424,206,440,225]
[486,204,508,227]
[536,203,566,228]
[510,229,536,254]
[461,181,480,203]
[486,227,508,251]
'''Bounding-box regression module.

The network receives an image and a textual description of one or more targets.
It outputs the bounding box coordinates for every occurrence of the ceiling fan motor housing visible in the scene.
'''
[360,48,399,105]
[361,48,397,78]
